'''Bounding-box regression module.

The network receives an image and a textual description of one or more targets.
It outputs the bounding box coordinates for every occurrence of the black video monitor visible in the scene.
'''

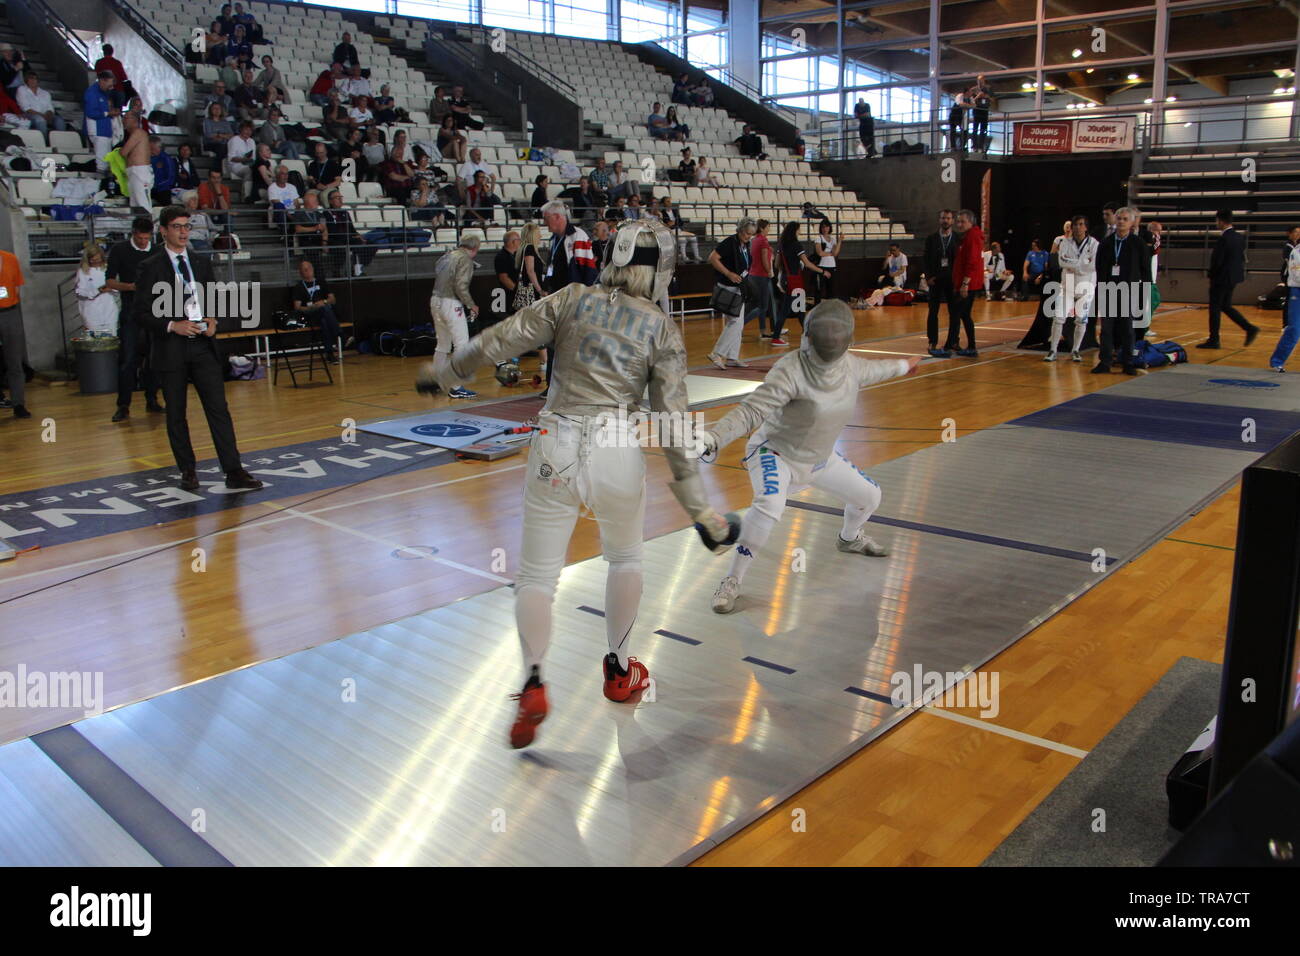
[1210,429,1300,796]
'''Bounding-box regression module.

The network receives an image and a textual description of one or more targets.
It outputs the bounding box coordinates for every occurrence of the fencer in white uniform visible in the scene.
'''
[1049,216,1099,362]
[697,300,920,613]
[418,218,737,748]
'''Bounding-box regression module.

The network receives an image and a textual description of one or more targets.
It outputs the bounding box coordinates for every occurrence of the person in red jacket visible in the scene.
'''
[949,208,984,356]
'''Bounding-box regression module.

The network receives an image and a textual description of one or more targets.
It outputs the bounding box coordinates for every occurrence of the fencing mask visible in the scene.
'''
[802,299,855,364]
[605,217,677,304]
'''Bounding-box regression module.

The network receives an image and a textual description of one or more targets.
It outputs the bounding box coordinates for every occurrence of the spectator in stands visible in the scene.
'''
[1022,239,1049,299]
[854,99,876,158]
[424,117,460,167]
[428,85,451,126]
[310,64,343,107]
[378,146,416,202]
[254,55,290,104]
[348,94,375,131]
[322,90,350,141]
[205,80,235,116]
[462,170,495,226]
[734,124,767,160]
[813,220,842,301]
[324,189,374,277]
[950,209,984,356]
[174,143,200,192]
[984,240,1015,300]
[225,119,256,189]
[332,33,360,70]
[340,64,371,102]
[707,216,760,369]
[695,157,720,187]
[457,146,496,200]
[228,24,254,68]
[307,141,342,192]
[588,156,612,198]
[560,176,599,220]
[198,167,232,226]
[0,45,26,94]
[361,125,386,166]
[337,128,369,180]
[607,160,634,201]
[183,192,214,251]
[257,107,302,159]
[233,69,266,122]
[409,157,449,225]
[291,258,342,363]
[624,193,645,220]
[92,44,133,102]
[232,3,264,45]
[530,174,550,214]
[267,165,300,229]
[967,75,993,152]
[669,73,690,104]
[15,72,64,135]
[590,220,611,264]
[664,106,689,140]
[102,217,161,421]
[449,85,482,131]
[217,3,235,34]
[249,142,276,198]
[690,79,713,107]
[647,101,680,141]
[373,84,398,124]
[388,129,411,160]
[217,56,242,92]
[605,195,627,219]
[204,21,228,65]
[84,72,121,172]
[147,136,178,204]
[291,191,328,270]
[0,84,20,127]
[675,148,696,183]
[660,195,699,264]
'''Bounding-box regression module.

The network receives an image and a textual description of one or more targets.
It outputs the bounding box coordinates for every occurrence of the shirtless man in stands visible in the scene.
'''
[122,110,152,214]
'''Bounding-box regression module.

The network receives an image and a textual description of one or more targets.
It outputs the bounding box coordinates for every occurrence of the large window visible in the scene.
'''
[394,0,474,22]
[554,0,609,39]
[621,0,681,46]
[482,0,549,33]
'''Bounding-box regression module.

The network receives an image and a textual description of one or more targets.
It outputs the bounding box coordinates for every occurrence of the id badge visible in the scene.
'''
[1111,265,1120,277]
[0,287,8,300]
[185,292,203,322]
[940,257,949,267]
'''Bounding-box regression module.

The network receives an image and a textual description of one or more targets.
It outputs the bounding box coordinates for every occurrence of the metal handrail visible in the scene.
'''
[103,0,186,75]
[22,0,89,65]
[640,41,800,127]
[458,25,578,99]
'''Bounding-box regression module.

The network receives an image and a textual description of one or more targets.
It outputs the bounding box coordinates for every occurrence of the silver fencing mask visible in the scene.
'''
[802,299,855,363]
[606,217,677,304]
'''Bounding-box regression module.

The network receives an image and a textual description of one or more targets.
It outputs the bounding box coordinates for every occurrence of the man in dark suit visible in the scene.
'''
[133,205,264,492]
[1200,208,1259,349]
[921,208,958,356]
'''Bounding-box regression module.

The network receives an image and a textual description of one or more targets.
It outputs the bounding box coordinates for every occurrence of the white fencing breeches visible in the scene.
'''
[514,412,647,673]
[1049,278,1094,353]
[127,165,153,211]
[432,296,469,355]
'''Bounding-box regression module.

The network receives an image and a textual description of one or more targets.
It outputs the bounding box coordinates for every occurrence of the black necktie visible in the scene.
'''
[175,254,193,287]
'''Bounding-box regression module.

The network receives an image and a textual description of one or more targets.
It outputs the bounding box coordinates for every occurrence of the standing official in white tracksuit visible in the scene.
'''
[419,218,737,750]
[430,235,480,398]
[1049,216,1099,362]
[698,300,920,614]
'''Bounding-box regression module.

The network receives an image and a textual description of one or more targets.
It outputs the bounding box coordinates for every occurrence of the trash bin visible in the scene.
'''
[73,333,120,395]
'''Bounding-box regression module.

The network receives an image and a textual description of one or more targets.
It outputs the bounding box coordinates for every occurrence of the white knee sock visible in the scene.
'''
[840,485,882,540]
[515,584,552,676]
[1048,318,1064,353]
[729,509,778,585]
[1071,317,1087,352]
[604,564,641,670]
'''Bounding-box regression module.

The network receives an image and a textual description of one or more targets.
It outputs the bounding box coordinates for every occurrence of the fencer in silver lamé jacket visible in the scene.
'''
[443,282,711,517]
[432,247,476,310]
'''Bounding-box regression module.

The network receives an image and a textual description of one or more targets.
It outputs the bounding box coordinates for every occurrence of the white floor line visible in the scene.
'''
[0,465,528,586]
[283,507,513,585]
[919,704,1090,758]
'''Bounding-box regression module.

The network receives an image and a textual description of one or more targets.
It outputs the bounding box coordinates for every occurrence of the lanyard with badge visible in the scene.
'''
[1112,236,1125,277]
[939,232,952,268]
[176,255,206,330]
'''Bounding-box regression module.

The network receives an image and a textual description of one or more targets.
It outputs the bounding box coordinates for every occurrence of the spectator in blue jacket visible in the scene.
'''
[148,136,178,204]
[84,71,120,172]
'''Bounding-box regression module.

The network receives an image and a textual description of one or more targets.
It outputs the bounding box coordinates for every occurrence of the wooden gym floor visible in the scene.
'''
[0,295,1273,865]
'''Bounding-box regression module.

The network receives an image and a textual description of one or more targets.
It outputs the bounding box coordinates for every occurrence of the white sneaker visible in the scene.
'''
[711,575,740,614]
[1071,351,1082,363]
[1044,351,1056,362]
[836,532,889,556]
[354,261,363,276]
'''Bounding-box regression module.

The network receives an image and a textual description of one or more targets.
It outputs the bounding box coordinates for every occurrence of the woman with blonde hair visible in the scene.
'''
[74,243,118,334]
[515,221,548,380]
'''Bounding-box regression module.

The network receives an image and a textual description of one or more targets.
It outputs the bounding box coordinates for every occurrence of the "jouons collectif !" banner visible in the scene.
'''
[1013,117,1135,155]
